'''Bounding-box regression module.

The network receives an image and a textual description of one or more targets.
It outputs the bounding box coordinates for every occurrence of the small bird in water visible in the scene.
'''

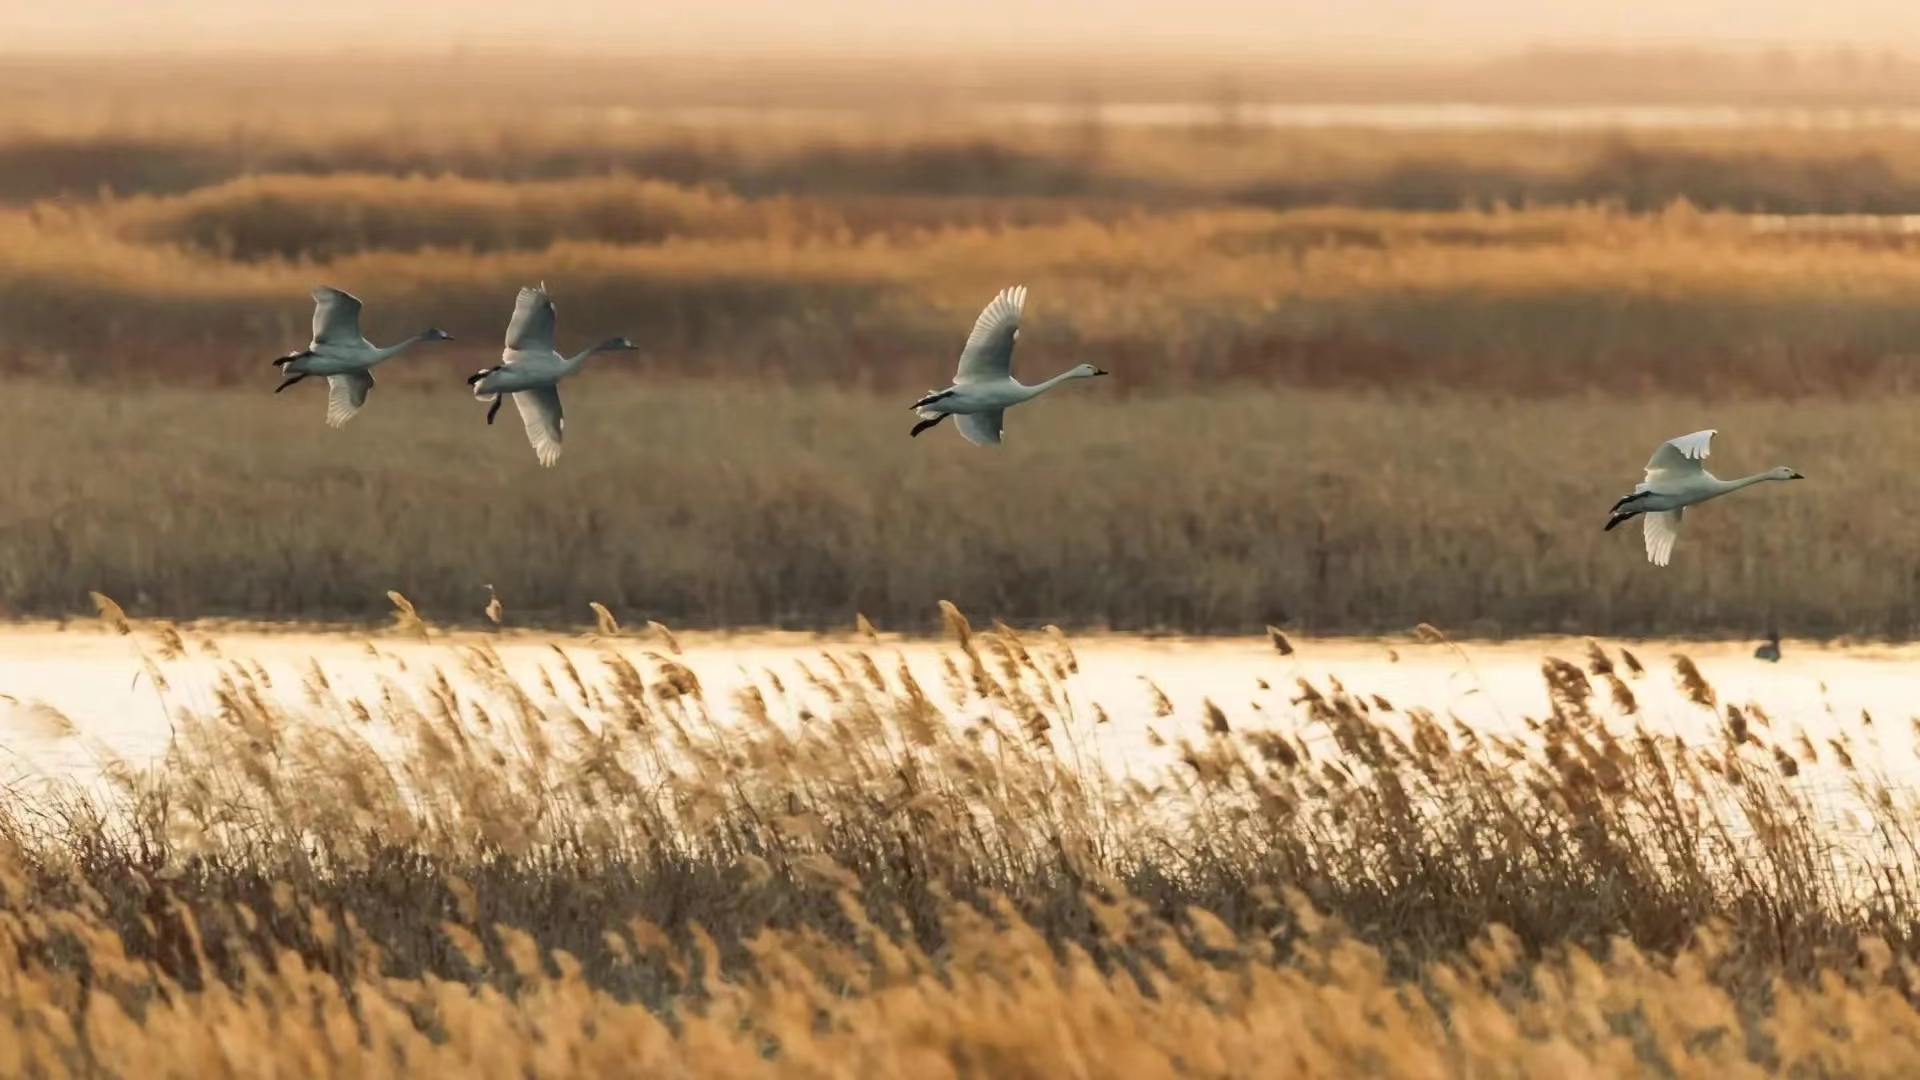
[1754,631,1781,662]
[484,584,503,628]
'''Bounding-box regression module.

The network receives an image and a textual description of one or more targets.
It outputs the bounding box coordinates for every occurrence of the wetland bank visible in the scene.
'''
[0,604,1917,1076]
[8,46,1920,1078]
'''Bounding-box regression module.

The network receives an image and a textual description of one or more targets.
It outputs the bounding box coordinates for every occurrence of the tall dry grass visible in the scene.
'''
[0,383,1914,637]
[18,60,1920,212]
[11,193,1920,393]
[2,603,1920,1074]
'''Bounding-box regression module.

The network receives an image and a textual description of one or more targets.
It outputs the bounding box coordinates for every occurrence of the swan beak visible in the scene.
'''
[1790,471,1805,480]
[1091,368,1110,376]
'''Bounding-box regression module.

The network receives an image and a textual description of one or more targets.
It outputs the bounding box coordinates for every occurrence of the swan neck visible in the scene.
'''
[1024,368,1083,399]
[561,347,599,375]
[1719,472,1777,493]
[372,332,433,363]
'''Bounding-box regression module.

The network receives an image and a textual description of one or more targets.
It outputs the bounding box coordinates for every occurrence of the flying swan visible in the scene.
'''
[1605,429,1803,567]
[909,286,1107,445]
[273,286,452,427]
[467,283,637,467]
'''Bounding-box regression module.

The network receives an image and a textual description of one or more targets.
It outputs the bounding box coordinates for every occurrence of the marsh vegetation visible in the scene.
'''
[0,606,1915,1076]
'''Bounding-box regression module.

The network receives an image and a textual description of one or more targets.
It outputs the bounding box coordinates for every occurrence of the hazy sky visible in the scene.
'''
[14,0,1920,55]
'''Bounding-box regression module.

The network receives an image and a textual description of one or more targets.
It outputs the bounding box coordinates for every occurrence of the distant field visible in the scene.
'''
[6,55,1920,634]
[0,382,1911,637]
[10,56,1920,394]
[11,189,1920,394]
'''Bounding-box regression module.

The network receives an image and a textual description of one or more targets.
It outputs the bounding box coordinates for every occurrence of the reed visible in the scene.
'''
[12,191,1920,395]
[0,383,1910,637]
[0,604,1916,1075]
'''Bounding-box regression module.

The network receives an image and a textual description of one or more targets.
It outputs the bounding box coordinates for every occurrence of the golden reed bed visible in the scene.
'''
[0,599,1917,1076]
[0,382,1908,637]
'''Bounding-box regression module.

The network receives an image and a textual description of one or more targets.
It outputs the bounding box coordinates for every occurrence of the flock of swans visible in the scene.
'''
[273,281,1799,571]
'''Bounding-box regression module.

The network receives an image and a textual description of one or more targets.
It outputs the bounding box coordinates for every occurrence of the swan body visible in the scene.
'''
[467,283,636,467]
[1604,429,1803,566]
[273,286,452,428]
[909,285,1107,445]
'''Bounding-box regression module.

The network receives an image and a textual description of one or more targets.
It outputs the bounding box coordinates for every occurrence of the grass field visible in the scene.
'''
[9,46,1920,1076]
[12,57,1920,397]
[0,611,1916,1076]
[0,382,1909,638]
[13,192,1920,395]
[0,67,1915,634]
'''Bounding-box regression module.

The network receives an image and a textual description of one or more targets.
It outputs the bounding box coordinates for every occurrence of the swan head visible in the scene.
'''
[1072,363,1109,378]
[1770,466,1805,481]
[596,336,640,353]
[421,328,454,342]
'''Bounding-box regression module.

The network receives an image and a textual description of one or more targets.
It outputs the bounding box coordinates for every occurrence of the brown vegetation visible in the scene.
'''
[0,383,1908,637]
[2,58,1917,636]
[9,60,1920,394]
[0,609,1916,1074]
[11,192,1920,394]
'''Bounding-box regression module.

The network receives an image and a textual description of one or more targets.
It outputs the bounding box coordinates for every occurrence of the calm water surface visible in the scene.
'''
[598,102,1920,133]
[0,624,1911,798]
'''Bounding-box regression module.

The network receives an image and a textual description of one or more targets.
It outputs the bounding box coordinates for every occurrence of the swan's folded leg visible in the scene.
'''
[911,414,949,437]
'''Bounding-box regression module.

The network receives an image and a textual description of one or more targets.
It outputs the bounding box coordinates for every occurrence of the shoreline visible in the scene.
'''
[18,615,1910,661]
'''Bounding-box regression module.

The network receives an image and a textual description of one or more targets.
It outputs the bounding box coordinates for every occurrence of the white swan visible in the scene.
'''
[274,286,452,427]
[909,286,1107,445]
[1604,429,1803,566]
[467,283,636,467]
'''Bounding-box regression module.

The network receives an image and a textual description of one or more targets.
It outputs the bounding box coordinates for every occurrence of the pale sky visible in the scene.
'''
[12,0,1920,56]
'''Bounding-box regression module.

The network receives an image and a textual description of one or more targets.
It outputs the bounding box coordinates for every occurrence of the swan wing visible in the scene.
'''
[504,284,558,354]
[1643,509,1684,567]
[514,385,565,467]
[1645,429,1715,485]
[954,286,1025,384]
[310,286,365,347]
[956,410,1005,446]
[324,371,374,428]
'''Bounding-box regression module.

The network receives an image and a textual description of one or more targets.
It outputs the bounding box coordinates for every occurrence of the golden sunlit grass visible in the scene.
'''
[13,60,1920,395]
[0,381,1913,637]
[12,188,1920,394]
[2,599,1920,1075]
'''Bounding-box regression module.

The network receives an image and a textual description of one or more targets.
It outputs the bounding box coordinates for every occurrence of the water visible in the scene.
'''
[0,624,1910,795]
[1001,102,1920,132]
[592,102,1920,133]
